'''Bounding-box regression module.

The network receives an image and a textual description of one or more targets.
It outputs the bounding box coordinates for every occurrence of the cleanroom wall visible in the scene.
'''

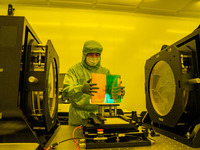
[1,5,200,113]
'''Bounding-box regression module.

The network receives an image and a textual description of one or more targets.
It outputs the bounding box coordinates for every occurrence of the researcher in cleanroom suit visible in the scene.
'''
[62,40,124,126]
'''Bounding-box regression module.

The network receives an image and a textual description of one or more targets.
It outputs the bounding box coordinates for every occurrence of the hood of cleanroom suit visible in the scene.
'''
[82,40,103,70]
[62,40,110,126]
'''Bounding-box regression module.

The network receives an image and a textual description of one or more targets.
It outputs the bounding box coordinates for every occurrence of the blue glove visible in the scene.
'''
[81,79,99,96]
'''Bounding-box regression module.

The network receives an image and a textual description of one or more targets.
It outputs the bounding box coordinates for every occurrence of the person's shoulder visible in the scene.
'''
[68,62,84,72]
[100,65,110,74]
[101,66,110,71]
[68,62,80,69]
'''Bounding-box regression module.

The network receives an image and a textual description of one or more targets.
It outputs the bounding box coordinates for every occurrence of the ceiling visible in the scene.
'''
[1,0,200,18]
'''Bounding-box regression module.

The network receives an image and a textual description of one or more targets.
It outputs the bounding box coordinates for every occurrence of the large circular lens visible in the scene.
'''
[48,59,57,118]
[149,60,176,116]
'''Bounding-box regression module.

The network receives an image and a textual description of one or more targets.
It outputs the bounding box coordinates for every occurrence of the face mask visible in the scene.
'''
[86,57,100,66]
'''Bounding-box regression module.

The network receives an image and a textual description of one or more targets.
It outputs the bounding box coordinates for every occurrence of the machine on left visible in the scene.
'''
[0,15,60,149]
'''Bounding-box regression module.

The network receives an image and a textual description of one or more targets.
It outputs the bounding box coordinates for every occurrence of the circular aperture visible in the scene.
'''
[149,60,176,116]
[48,59,57,118]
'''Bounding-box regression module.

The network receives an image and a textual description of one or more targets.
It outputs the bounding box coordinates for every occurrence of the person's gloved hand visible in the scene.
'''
[120,86,125,98]
[81,79,99,96]
[112,86,125,99]
[111,81,125,100]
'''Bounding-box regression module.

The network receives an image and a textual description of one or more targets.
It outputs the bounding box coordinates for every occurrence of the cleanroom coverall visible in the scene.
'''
[62,40,110,126]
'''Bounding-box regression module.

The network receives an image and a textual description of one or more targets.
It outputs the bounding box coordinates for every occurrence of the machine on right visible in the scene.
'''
[144,26,200,148]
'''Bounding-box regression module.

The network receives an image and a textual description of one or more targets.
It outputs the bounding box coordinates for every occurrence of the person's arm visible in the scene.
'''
[62,69,83,102]
[62,68,99,102]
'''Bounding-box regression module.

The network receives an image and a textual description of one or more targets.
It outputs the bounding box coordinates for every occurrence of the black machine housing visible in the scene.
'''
[144,26,200,147]
[0,15,59,149]
[82,105,151,149]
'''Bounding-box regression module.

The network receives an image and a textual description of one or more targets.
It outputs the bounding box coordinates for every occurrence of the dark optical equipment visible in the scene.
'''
[0,15,60,149]
[144,26,200,147]
[7,4,15,16]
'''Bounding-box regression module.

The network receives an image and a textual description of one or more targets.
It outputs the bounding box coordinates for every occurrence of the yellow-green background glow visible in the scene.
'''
[1,5,200,113]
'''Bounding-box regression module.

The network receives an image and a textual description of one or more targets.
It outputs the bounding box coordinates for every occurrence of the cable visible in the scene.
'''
[43,126,83,150]
[43,147,50,150]
[72,126,83,150]
[47,138,83,149]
